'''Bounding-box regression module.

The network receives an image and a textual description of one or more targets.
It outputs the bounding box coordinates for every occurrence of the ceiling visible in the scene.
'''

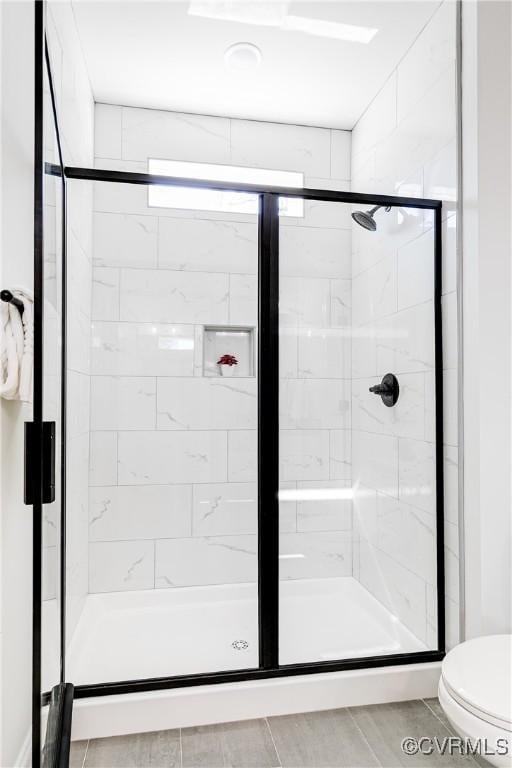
[71,0,441,130]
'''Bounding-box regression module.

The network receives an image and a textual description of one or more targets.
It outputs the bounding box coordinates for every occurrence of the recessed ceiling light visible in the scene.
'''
[224,42,262,71]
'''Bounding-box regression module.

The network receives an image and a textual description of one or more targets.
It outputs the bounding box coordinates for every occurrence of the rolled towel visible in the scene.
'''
[0,288,33,403]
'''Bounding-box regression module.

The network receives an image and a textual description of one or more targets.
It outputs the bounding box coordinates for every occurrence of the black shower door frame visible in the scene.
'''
[35,6,445,711]
[61,166,446,699]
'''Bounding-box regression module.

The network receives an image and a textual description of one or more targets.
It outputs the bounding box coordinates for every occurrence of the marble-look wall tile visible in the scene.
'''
[94,212,158,269]
[352,430,398,497]
[279,277,330,329]
[91,321,195,377]
[230,119,330,176]
[157,377,256,431]
[95,103,122,159]
[352,255,397,327]
[90,375,156,431]
[294,198,351,230]
[229,273,257,326]
[67,371,90,440]
[424,139,457,210]
[280,429,330,482]
[376,493,436,583]
[92,267,119,321]
[352,373,426,441]
[331,279,351,328]
[398,438,436,516]
[397,230,435,312]
[192,482,257,537]
[351,0,458,645]
[376,301,434,375]
[385,66,456,190]
[280,379,351,430]
[280,227,351,279]
[89,484,192,541]
[330,131,352,179]
[122,107,231,164]
[68,230,92,317]
[119,268,229,324]
[358,539,428,643]
[396,1,456,125]
[297,329,350,379]
[279,531,353,579]
[89,540,155,592]
[352,74,397,163]
[155,535,257,588]
[352,325,378,380]
[158,217,257,274]
[91,101,353,594]
[228,430,257,483]
[89,431,117,487]
[296,481,352,532]
[67,307,91,375]
[329,430,352,481]
[118,430,228,485]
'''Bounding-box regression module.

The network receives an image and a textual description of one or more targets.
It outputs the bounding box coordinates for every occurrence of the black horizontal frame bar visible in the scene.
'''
[69,650,444,700]
[64,166,442,210]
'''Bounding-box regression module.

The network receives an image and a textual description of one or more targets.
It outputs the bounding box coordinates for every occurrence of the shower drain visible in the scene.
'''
[231,639,249,651]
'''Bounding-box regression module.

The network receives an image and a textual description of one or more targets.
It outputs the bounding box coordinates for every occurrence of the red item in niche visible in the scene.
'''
[217,354,238,366]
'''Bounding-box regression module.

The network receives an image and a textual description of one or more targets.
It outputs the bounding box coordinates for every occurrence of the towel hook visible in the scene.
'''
[1,290,24,317]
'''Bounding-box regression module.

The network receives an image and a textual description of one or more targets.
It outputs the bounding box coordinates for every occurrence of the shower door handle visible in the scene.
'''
[24,421,56,504]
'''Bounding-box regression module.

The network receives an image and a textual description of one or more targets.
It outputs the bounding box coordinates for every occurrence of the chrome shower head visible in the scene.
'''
[351,205,391,232]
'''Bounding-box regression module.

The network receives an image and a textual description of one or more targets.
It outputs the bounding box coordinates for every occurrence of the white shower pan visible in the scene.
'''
[69,577,441,741]
[67,577,425,684]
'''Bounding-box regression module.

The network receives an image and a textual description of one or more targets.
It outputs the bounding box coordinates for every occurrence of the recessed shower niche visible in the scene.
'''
[203,325,256,377]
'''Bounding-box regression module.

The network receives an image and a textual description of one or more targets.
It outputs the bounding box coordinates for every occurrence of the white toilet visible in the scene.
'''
[439,635,512,767]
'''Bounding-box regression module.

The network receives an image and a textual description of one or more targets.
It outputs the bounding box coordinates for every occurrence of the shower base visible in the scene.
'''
[67,576,426,685]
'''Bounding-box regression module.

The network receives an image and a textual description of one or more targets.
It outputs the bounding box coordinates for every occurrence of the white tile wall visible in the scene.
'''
[118,430,228,485]
[351,0,459,648]
[46,1,94,647]
[90,104,352,594]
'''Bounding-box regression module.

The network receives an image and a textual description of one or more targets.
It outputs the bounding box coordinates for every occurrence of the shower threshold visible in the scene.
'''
[67,577,426,685]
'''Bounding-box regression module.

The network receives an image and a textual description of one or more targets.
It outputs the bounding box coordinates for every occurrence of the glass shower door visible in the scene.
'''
[278,196,441,665]
[66,176,260,685]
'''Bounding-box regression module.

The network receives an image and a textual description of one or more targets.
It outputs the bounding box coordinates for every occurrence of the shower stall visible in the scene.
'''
[35,16,444,763]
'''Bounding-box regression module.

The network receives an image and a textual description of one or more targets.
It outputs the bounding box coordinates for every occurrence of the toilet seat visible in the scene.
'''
[441,635,512,731]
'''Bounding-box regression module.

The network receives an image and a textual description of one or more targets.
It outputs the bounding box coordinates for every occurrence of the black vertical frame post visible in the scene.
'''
[434,206,446,653]
[258,193,280,669]
[33,1,45,765]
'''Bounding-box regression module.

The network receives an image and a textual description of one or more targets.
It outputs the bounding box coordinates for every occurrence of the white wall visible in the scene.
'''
[350,0,459,648]
[90,105,352,593]
[462,0,512,639]
[0,3,35,764]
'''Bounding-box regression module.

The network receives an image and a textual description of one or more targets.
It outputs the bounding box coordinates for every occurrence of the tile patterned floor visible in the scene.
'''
[70,698,491,768]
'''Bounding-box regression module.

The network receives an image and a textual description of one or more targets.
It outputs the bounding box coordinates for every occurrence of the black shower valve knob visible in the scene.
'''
[369,373,399,407]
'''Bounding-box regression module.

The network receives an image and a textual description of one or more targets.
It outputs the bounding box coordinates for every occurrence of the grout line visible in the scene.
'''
[179,727,183,768]
[264,717,283,768]
[346,707,383,768]
[81,739,89,768]
[420,695,480,766]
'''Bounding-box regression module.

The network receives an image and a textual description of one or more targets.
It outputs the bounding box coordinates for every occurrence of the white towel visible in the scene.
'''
[0,288,33,403]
